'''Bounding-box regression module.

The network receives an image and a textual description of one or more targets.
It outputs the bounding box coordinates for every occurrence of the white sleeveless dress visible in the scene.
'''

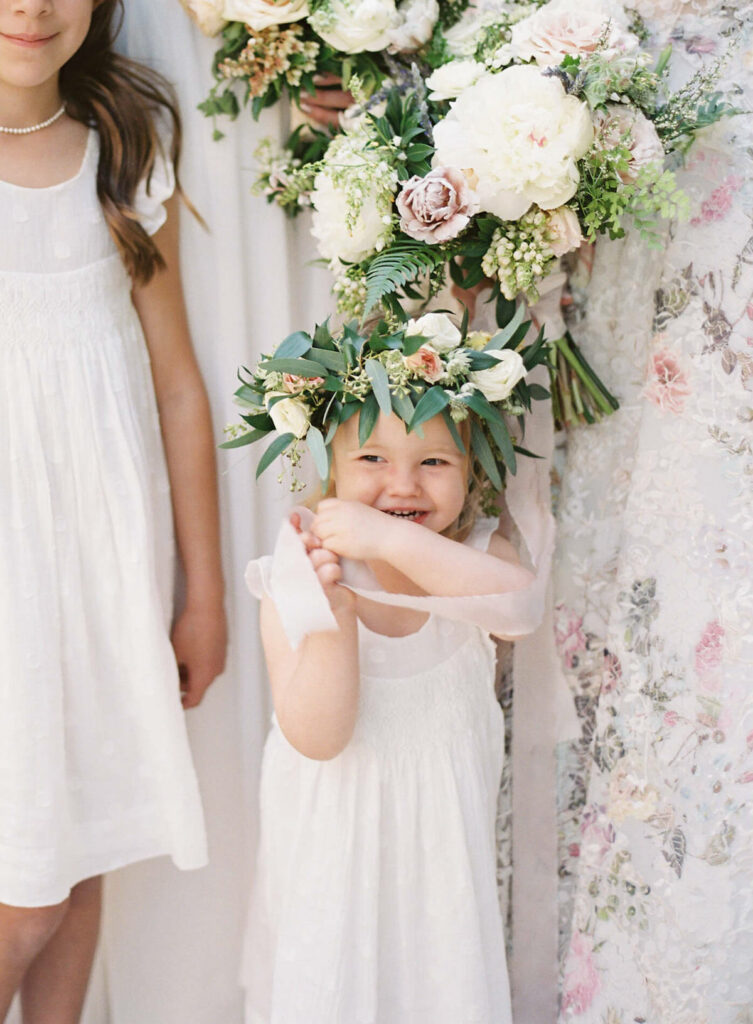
[0,130,207,908]
[243,520,513,1024]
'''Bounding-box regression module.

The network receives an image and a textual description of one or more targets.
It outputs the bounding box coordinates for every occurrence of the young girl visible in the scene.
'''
[0,1,226,1019]
[240,311,551,1022]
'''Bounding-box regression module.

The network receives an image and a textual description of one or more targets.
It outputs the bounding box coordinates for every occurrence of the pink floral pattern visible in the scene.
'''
[554,6,753,1023]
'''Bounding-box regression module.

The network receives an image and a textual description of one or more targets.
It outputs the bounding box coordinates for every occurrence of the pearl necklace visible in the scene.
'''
[0,104,66,135]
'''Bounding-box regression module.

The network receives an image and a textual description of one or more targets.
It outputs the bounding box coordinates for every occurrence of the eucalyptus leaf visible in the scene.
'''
[391,391,415,424]
[312,349,347,373]
[409,387,450,432]
[365,359,392,416]
[488,302,527,348]
[486,416,517,475]
[219,427,270,450]
[358,393,380,447]
[260,356,327,377]
[306,426,330,483]
[255,432,295,478]
[470,421,503,491]
[441,408,466,455]
[275,331,312,359]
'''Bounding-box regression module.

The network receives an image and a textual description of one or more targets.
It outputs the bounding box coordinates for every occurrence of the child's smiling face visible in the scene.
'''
[0,0,95,93]
[330,411,469,536]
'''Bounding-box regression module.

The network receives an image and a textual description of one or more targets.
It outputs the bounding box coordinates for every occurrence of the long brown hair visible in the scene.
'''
[60,0,183,284]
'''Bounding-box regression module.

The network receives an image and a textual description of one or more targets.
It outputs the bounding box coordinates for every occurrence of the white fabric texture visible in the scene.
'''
[0,128,207,909]
[243,518,513,1024]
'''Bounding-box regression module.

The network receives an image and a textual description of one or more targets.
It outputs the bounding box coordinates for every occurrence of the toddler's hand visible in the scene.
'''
[311,499,389,562]
[291,510,354,613]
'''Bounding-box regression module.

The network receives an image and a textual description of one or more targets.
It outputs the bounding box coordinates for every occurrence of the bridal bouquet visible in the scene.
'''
[222,306,549,503]
[252,0,736,424]
[179,0,461,133]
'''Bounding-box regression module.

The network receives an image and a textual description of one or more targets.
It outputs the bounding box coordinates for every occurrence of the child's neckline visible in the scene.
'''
[0,128,94,192]
[356,610,432,641]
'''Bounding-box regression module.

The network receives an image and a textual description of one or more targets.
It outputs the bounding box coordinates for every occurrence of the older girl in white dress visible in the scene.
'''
[0,0,225,1019]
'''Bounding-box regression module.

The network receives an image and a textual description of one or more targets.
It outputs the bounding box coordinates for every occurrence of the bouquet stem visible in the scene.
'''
[549,332,619,430]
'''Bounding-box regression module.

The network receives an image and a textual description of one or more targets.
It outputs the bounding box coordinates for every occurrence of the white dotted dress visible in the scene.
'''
[0,130,207,908]
[243,519,513,1024]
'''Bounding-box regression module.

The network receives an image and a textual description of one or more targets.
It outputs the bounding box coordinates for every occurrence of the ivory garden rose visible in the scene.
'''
[425,59,487,101]
[224,0,309,30]
[267,394,311,438]
[469,350,527,401]
[388,0,439,52]
[432,64,593,220]
[310,0,398,52]
[405,312,462,353]
[180,0,226,34]
[507,0,638,66]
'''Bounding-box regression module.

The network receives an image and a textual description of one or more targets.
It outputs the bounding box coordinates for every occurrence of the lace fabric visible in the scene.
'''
[555,6,753,1022]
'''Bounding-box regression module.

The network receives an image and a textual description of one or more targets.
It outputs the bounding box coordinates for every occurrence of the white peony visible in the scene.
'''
[267,395,311,438]
[426,60,488,101]
[508,0,639,66]
[469,349,527,401]
[405,312,462,353]
[388,0,438,52]
[311,138,395,265]
[432,64,593,220]
[224,0,309,29]
[310,0,398,53]
[180,0,227,35]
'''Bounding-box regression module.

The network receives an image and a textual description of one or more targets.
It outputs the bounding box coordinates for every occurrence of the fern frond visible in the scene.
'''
[362,240,448,318]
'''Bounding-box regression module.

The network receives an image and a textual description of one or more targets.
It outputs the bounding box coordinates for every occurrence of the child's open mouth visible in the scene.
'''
[382,509,428,523]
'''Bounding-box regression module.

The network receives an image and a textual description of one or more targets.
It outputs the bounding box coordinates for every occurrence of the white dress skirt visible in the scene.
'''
[242,521,513,1024]
[0,129,207,908]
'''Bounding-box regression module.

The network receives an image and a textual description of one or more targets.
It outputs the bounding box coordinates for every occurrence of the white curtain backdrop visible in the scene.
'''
[11,3,329,1022]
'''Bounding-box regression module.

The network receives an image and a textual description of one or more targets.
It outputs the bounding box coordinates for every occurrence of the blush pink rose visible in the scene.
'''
[396,166,480,244]
[645,347,691,414]
[594,104,664,184]
[562,931,600,1014]
[283,372,325,393]
[404,344,444,383]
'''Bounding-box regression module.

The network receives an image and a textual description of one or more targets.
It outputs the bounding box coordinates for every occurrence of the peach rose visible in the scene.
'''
[404,345,444,382]
[282,372,325,393]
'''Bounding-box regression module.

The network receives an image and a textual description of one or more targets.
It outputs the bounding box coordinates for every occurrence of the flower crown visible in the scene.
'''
[223,307,550,498]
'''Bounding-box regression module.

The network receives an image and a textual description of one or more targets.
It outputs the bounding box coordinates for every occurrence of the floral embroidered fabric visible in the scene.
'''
[554,5,753,1021]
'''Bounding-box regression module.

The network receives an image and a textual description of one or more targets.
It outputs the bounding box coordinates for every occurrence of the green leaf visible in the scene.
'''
[409,387,450,433]
[260,357,327,377]
[306,426,330,483]
[487,303,528,349]
[466,350,504,370]
[362,240,448,318]
[275,331,312,359]
[441,408,466,455]
[219,427,270,450]
[527,382,551,401]
[234,383,262,406]
[365,359,392,416]
[391,390,415,424]
[255,432,295,478]
[402,332,430,356]
[312,349,347,373]
[470,421,503,491]
[486,416,517,475]
[358,393,380,447]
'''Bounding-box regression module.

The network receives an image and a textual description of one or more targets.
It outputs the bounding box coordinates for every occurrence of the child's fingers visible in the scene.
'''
[299,529,322,553]
[290,511,302,533]
[316,561,342,588]
[309,546,339,570]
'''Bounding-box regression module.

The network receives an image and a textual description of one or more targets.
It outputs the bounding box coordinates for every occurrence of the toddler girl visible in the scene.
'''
[0,1,225,1019]
[239,313,551,1023]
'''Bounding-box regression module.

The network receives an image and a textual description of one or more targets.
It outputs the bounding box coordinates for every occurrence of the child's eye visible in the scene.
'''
[422,458,447,467]
[359,454,384,463]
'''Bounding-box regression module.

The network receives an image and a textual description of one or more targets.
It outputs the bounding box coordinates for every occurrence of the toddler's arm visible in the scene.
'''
[312,499,534,598]
[260,529,360,760]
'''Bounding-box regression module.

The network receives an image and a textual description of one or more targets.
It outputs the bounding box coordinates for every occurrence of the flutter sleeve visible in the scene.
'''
[133,131,176,237]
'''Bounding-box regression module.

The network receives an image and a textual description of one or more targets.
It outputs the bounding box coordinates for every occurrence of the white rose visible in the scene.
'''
[224,0,309,29]
[432,64,593,220]
[406,312,462,353]
[508,0,638,66]
[469,349,527,401]
[267,394,311,438]
[388,0,438,52]
[594,104,665,183]
[546,205,583,257]
[426,60,488,101]
[310,0,398,53]
[180,0,227,34]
